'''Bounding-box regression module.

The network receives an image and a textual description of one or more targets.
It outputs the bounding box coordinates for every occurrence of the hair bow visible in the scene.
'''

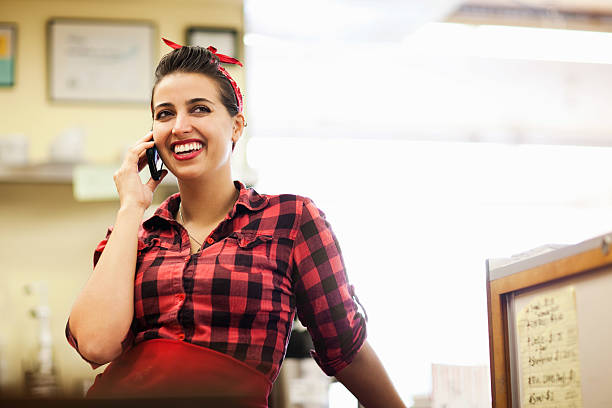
[162,38,244,112]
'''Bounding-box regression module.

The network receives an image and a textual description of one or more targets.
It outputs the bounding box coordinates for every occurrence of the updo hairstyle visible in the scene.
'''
[150,46,240,118]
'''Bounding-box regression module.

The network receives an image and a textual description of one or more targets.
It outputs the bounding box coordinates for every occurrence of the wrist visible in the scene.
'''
[117,203,147,216]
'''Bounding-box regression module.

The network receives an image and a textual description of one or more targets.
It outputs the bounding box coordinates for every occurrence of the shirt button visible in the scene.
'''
[178,333,185,340]
[206,237,214,244]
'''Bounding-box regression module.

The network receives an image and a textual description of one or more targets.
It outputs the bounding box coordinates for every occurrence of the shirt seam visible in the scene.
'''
[287,196,307,276]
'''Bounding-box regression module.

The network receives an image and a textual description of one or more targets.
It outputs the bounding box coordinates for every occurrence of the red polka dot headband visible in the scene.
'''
[162,38,244,113]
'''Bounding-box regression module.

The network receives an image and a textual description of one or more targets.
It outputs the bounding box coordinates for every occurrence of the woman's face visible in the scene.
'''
[151,72,244,180]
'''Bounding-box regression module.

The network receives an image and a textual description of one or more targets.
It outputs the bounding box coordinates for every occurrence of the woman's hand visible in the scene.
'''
[113,131,168,211]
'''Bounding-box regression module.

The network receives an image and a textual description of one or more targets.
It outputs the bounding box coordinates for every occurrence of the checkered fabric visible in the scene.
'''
[66,180,366,381]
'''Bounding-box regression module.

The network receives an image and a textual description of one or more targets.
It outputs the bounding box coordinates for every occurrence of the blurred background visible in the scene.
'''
[2,0,612,406]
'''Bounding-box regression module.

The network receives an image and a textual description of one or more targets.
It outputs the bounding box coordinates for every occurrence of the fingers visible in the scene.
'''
[127,131,155,160]
[137,151,149,172]
[136,132,160,172]
[126,139,155,167]
[116,130,158,181]
[138,131,154,143]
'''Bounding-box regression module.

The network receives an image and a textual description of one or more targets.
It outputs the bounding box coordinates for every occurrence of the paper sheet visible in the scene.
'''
[517,286,583,408]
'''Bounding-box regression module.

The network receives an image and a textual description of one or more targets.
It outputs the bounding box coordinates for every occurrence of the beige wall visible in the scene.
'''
[0,0,244,164]
[2,183,116,395]
[0,182,177,396]
[0,0,243,397]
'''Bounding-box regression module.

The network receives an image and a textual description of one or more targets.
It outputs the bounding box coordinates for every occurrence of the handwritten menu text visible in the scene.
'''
[517,287,583,408]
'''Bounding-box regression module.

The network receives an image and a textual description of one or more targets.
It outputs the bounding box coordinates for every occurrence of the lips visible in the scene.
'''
[171,139,205,161]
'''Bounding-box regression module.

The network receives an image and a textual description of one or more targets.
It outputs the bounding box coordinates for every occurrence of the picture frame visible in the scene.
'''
[187,27,239,60]
[48,18,155,103]
[486,234,612,407]
[0,23,16,87]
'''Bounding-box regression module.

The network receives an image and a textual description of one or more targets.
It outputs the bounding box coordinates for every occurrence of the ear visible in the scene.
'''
[231,112,246,147]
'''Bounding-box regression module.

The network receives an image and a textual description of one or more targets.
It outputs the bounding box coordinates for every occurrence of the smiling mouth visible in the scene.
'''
[173,141,204,155]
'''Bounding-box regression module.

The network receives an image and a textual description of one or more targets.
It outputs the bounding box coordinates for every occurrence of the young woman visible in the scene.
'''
[66,38,405,408]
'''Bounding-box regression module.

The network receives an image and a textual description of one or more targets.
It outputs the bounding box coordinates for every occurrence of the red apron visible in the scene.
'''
[86,338,272,407]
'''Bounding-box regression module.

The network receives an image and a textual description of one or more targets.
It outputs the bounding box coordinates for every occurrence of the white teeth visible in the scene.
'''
[174,142,204,154]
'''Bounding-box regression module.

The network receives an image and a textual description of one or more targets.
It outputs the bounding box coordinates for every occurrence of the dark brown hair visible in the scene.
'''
[150,46,240,117]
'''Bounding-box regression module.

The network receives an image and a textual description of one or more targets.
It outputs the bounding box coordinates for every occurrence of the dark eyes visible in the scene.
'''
[155,105,211,120]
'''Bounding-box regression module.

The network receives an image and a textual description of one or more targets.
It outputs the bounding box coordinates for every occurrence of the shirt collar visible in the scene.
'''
[143,180,269,229]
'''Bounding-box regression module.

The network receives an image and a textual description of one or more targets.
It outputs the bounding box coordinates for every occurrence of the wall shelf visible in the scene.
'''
[0,163,74,184]
[0,163,178,186]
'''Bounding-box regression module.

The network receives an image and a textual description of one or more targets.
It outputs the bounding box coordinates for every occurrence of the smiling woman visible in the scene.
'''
[151,72,242,183]
[64,38,406,407]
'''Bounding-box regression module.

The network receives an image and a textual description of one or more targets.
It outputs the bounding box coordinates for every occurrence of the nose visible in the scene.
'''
[172,112,193,135]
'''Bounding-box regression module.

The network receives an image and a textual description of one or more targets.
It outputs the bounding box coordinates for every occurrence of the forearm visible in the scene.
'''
[68,205,143,363]
[335,340,406,408]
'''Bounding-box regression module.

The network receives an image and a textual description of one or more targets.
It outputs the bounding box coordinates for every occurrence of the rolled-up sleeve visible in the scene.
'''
[65,226,136,369]
[290,197,367,376]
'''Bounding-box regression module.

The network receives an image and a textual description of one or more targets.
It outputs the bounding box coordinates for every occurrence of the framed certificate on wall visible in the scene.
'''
[48,19,155,102]
[187,27,238,60]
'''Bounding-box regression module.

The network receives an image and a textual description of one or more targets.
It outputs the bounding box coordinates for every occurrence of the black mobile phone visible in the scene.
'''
[146,146,164,181]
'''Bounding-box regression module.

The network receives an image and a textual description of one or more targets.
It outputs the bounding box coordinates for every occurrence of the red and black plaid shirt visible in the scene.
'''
[66,180,367,382]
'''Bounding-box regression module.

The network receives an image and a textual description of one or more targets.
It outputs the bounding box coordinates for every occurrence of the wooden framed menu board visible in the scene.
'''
[486,232,612,407]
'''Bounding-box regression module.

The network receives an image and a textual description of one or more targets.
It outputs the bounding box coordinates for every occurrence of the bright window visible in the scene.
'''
[246,137,612,403]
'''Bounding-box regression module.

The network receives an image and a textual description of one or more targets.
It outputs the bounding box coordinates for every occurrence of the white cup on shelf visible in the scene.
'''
[0,134,29,166]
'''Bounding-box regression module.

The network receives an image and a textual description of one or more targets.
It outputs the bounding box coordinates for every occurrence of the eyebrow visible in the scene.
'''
[154,97,214,111]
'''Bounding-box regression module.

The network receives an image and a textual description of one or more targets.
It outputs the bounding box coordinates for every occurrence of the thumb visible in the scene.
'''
[145,170,169,192]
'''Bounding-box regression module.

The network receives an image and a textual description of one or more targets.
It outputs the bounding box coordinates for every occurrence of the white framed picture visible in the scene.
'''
[187,27,238,60]
[48,19,154,102]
